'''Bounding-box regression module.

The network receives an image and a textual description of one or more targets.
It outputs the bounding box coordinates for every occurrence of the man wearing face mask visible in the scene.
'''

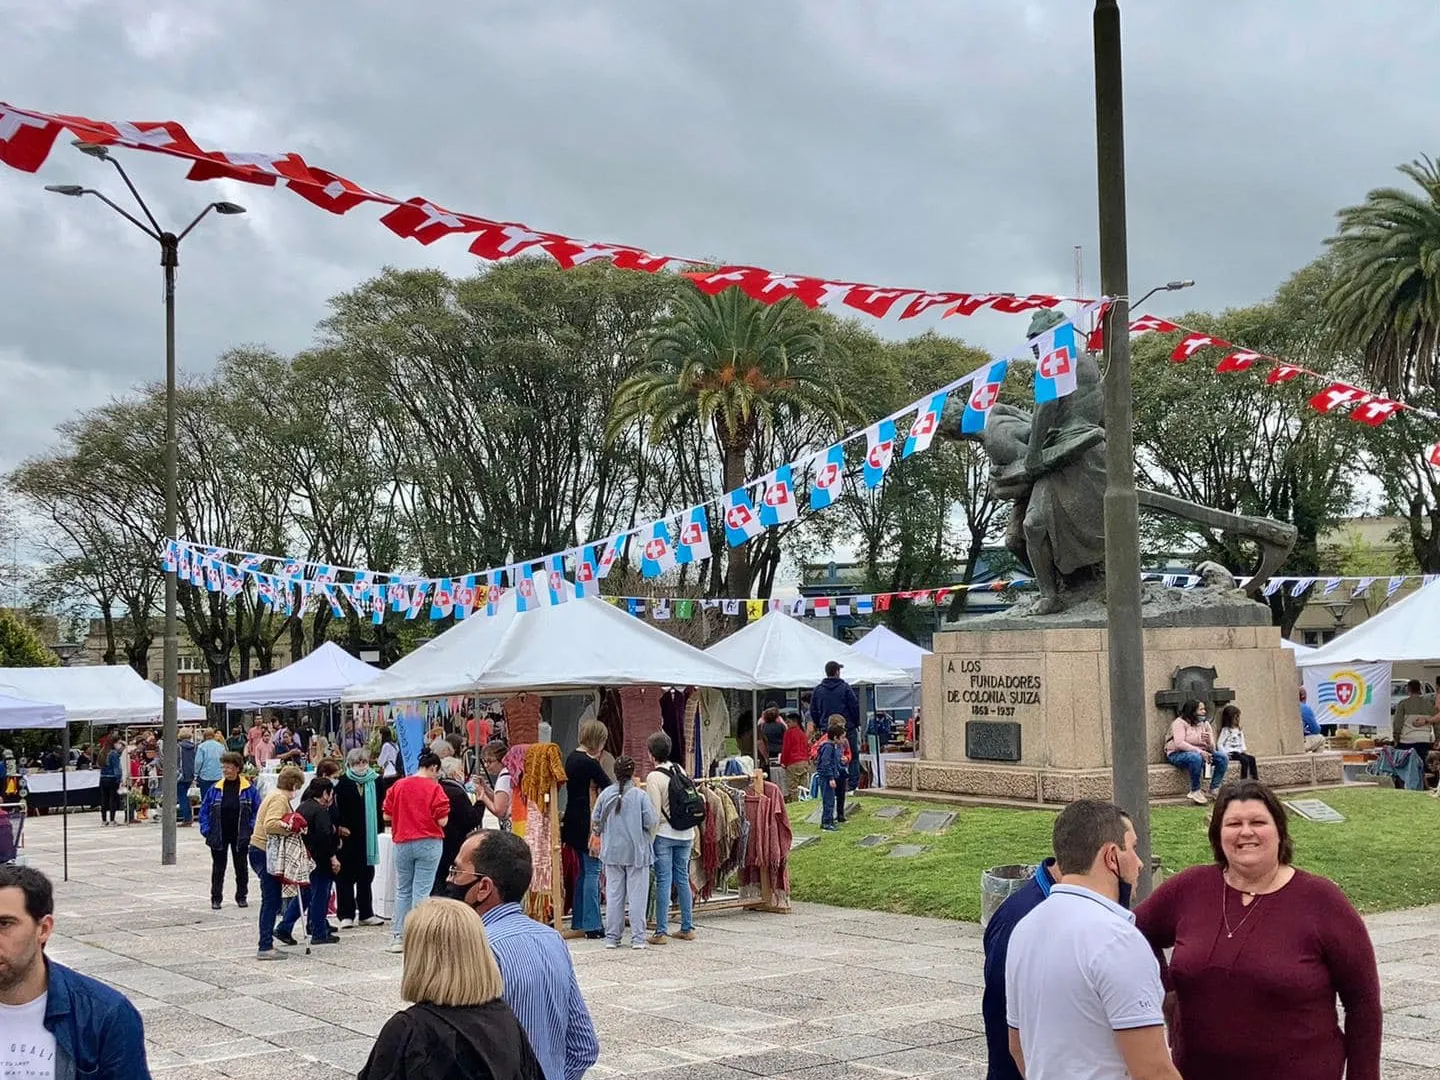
[1005,800,1180,1080]
[444,829,600,1080]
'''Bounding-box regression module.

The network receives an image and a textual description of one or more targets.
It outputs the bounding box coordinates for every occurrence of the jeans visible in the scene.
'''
[177,780,193,825]
[210,838,248,904]
[821,776,847,826]
[1168,750,1228,793]
[572,852,602,933]
[248,846,283,951]
[652,835,693,936]
[335,863,375,922]
[846,727,861,791]
[305,868,334,942]
[98,777,120,823]
[392,837,442,940]
[603,863,650,946]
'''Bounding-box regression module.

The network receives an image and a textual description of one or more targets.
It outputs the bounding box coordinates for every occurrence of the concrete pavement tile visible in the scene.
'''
[141,1011,252,1050]
[673,1035,778,1061]
[213,1055,354,1080]
[650,1067,760,1080]
[853,1047,975,1075]
[926,1036,988,1061]
[715,1048,838,1075]
[300,1036,382,1073]
[923,1065,989,1080]
[1380,1036,1440,1068]
[793,1035,911,1061]
[872,1021,978,1048]
[780,1064,905,1080]
[183,1037,279,1064]
[186,996,325,1034]
[597,1047,702,1074]
[1382,981,1440,1010]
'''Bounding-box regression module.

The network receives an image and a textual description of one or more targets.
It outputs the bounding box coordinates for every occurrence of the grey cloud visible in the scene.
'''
[3,0,1440,475]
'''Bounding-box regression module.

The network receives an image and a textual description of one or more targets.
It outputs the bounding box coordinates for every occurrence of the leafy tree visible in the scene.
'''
[0,608,56,667]
[1324,156,1440,392]
[609,288,850,597]
[1132,258,1366,633]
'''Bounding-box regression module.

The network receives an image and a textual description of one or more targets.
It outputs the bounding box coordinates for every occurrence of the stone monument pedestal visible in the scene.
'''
[890,622,1342,804]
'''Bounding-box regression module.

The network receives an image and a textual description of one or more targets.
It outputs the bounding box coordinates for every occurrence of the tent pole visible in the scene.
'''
[62,722,70,882]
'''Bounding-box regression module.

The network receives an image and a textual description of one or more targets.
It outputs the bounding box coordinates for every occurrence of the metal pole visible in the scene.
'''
[1094,0,1152,893]
[62,723,70,882]
[161,233,179,866]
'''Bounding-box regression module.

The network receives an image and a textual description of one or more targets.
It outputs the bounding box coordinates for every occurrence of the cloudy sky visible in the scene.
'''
[3,0,1438,479]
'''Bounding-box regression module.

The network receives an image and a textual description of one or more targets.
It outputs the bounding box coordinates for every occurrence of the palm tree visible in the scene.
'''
[608,287,849,597]
[1325,155,1440,391]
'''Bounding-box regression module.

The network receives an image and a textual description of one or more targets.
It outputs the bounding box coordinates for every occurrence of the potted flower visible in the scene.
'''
[128,789,153,820]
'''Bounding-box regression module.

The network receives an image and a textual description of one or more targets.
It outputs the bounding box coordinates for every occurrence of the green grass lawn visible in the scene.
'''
[786,786,1440,921]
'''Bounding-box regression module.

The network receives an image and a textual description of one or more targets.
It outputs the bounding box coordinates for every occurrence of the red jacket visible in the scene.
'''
[780,725,810,766]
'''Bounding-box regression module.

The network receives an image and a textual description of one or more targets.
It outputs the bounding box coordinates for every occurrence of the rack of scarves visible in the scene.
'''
[500,741,569,931]
[687,771,791,916]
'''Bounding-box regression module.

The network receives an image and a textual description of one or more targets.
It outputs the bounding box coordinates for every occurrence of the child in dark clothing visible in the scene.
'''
[816,716,849,830]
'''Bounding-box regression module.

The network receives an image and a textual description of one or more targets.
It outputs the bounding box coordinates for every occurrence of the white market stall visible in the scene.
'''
[851,624,930,712]
[705,610,909,693]
[0,666,206,724]
[0,692,71,879]
[212,641,383,709]
[341,587,762,926]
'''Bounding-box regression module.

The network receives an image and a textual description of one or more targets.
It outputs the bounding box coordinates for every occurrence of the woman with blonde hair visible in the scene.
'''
[359,899,542,1080]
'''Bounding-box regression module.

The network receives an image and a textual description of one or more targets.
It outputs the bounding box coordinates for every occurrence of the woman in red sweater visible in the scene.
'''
[1134,781,1381,1080]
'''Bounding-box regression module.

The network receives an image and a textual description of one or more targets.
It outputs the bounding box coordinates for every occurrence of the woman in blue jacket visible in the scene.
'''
[198,752,259,910]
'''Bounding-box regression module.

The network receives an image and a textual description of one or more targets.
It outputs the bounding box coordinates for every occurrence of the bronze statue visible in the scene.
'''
[941,310,1296,615]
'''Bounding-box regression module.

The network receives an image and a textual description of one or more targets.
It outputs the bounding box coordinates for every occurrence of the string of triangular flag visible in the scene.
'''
[0,101,1096,323]
[1129,314,1440,463]
[157,312,1101,618]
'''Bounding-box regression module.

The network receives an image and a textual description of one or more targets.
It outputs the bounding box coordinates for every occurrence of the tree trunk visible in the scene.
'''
[1408,498,1440,573]
[721,442,750,598]
[99,604,117,667]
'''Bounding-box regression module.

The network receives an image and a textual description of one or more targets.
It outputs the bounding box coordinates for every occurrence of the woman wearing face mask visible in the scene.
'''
[1134,781,1381,1080]
[1164,699,1227,805]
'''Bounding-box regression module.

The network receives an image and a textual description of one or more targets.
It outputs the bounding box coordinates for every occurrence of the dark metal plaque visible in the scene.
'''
[966,720,1022,762]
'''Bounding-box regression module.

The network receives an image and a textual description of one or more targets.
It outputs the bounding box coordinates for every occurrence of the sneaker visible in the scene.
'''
[236,899,248,909]
[386,939,405,954]
[822,824,838,831]
[647,934,669,945]
[211,901,222,911]
[673,930,696,941]
[631,942,647,950]
[360,916,387,926]
[256,949,288,961]
[1206,788,1220,801]
[836,816,847,824]
[311,935,340,946]
[337,919,356,930]
[604,940,619,950]
[584,930,604,940]
[274,931,298,947]
[1187,790,1207,806]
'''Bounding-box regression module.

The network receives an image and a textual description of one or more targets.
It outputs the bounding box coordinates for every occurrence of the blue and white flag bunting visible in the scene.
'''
[809,445,845,510]
[640,521,676,579]
[961,359,1008,434]
[545,555,568,605]
[722,488,765,547]
[676,507,712,565]
[1033,321,1079,403]
[515,563,538,612]
[862,419,897,489]
[759,465,798,527]
[902,391,948,458]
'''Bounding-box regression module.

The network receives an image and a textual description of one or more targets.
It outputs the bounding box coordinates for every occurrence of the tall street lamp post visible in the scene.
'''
[46,143,244,866]
[1092,0,1155,894]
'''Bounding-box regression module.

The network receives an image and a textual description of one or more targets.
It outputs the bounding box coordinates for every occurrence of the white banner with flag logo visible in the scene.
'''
[1301,661,1392,732]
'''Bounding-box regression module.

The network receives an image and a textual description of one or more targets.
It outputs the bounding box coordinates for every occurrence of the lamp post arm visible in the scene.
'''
[82,189,161,241]
[176,203,218,243]
[104,156,164,236]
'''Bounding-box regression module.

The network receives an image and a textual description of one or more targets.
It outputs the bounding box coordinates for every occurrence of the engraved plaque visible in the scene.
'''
[966,720,1023,762]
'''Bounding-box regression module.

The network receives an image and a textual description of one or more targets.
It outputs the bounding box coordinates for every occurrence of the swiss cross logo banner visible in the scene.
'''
[545,555,569,605]
[1129,315,1180,334]
[758,465,798,527]
[841,286,915,318]
[640,521,677,579]
[0,108,63,172]
[809,444,846,511]
[722,488,765,547]
[429,579,454,620]
[515,564,538,613]
[1170,332,1227,363]
[862,419,897,489]
[485,571,506,617]
[1216,350,1263,373]
[1266,364,1304,384]
[675,506,712,565]
[1350,397,1404,427]
[1032,322,1080,403]
[380,199,489,245]
[1308,382,1372,414]
[961,359,1009,434]
[902,391,949,458]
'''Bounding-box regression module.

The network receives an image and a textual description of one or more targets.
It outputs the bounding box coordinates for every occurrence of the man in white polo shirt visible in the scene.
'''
[1005,799,1180,1080]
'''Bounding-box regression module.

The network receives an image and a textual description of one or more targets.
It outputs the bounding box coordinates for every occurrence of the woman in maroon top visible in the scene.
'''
[1135,781,1381,1080]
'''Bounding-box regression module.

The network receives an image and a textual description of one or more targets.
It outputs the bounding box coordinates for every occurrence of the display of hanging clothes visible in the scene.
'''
[685,691,704,776]
[693,788,723,901]
[519,742,567,923]
[739,780,792,907]
[597,688,624,758]
[712,784,747,885]
[504,694,543,746]
[696,688,730,776]
[660,687,689,766]
[618,686,663,775]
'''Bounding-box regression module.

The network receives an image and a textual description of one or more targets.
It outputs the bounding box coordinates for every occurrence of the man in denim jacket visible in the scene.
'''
[0,865,151,1079]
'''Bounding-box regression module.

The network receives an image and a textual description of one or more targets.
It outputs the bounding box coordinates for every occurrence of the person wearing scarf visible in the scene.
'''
[334,747,385,928]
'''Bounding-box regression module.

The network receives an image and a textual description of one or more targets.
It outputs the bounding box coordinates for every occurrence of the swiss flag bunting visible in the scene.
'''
[1427,443,1440,468]
[1130,314,1180,334]
[381,198,487,245]
[1216,350,1263,373]
[1350,397,1405,426]
[1266,364,1304,384]
[0,108,62,172]
[1170,333,1227,363]
[1308,383,1371,413]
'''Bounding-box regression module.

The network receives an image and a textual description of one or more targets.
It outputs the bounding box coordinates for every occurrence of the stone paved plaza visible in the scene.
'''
[16,812,1440,1079]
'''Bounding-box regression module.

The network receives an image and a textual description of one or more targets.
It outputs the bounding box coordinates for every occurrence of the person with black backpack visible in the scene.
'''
[643,731,704,945]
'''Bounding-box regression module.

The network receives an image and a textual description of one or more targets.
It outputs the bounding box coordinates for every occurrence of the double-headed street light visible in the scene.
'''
[46,141,245,868]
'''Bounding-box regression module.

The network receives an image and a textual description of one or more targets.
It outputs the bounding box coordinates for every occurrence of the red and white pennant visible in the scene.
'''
[0,101,1091,321]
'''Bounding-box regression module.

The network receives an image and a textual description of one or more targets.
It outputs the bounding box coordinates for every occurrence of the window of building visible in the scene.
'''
[177,655,202,674]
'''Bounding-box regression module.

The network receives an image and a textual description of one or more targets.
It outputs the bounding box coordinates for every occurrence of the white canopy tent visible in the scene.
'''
[0,666,205,724]
[705,611,909,690]
[0,692,72,879]
[1297,577,1440,666]
[0,693,67,730]
[341,587,756,702]
[211,641,383,709]
[851,624,930,712]
[1281,638,1316,657]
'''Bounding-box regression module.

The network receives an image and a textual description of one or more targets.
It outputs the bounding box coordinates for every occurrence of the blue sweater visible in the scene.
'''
[981,859,1056,1080]
[591,782,657,867]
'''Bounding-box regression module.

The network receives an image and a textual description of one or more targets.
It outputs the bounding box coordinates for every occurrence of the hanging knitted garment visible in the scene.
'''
[504,693,543,746]
[696,688,730,776]
[660,688,688,766]
[597,689,624,757]
[618,686,663,775]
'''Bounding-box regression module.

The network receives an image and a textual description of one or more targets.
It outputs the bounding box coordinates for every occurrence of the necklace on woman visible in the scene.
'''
[1221,866,1280,939]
